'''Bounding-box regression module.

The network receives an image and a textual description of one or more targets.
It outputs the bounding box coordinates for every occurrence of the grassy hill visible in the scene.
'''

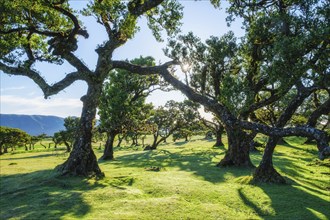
[0,136,329,219]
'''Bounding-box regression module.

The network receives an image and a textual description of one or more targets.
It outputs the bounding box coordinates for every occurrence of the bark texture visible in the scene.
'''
[253,136,286,184]
[56,84,104,177]
[217,127,254,167]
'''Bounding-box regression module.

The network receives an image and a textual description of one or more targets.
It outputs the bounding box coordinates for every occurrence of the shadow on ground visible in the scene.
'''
[0,170,102,220]
[237,143,330,219]
[238,178,330,219]
[100,146,258,184]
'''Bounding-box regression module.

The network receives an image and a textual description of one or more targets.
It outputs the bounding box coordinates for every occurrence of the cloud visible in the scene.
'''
[0,95,83,118]
[0,86,26,92]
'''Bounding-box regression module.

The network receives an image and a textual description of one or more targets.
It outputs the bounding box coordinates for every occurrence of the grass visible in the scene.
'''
[0,136,329,220]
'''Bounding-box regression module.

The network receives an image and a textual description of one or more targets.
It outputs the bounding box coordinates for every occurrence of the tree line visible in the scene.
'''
[0,95,215,157]
[0,0,329,183]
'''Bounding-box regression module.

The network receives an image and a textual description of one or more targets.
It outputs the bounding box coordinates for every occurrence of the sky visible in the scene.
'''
[0,1,244,118]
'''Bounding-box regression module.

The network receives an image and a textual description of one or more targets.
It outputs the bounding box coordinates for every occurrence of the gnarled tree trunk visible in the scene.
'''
[217,126,254,167]
[100,130,118,160]
[253,136,286,184]
[56,84,104,177]
[214,125,224,146]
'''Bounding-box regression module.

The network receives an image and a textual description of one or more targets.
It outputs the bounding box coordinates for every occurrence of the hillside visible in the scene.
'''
[0,114,64,136]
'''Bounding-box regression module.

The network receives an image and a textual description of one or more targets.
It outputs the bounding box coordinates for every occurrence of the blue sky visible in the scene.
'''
[0,1,243,118]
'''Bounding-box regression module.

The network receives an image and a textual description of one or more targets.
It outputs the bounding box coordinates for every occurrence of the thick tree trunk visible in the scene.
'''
[214,126,224,146]
[145,132,167,150]
[150,133,159,149]
[56,84,104,178]
[100,131,117,160]
[217,127,254,167]
[253,136,286,183]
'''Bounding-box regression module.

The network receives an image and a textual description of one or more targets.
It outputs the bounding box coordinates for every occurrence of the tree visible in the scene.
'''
[98,56,158,160]
[53,116,80,152]
[172,100,202,142]
[200,116,225,147]
[0,0,183,177]
[124,104,155,148]
[146,101,181,150]
[0,126,30,154]
[27,134,47,151]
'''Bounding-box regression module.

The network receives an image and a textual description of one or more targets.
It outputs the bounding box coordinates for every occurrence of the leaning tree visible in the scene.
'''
[0,0,183,177]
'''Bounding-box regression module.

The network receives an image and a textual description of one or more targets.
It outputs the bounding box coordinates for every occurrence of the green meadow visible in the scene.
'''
[0,136,329,220]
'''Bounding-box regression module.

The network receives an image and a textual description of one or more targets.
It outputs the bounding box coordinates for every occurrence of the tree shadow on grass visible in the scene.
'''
[0,153,58,160]
[272,153,330,188]
[280,139,319,156]
[100,147,256,184]
[239,146,330,219]
[0,169,102,220]
[238,179,330,219]
[173,141,188,146]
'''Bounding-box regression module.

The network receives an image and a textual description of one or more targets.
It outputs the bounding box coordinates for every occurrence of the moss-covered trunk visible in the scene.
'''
[56,83,104,177]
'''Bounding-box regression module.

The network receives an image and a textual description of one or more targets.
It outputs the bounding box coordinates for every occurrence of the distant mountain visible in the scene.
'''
[0,114,65,136]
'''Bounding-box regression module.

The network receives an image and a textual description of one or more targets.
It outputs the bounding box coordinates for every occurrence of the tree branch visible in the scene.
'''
[128,0,164,16]
[307,98,330,127]
[62,52,92,74]
[0,62,87,98]
[112,59,237,125]
[112,60,177,74]
[239,121,329,156]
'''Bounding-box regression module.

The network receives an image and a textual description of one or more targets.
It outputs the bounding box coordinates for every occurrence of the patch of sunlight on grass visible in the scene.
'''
[306,207,329,220]
[237,186,276,217]
[234,175,254,184]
